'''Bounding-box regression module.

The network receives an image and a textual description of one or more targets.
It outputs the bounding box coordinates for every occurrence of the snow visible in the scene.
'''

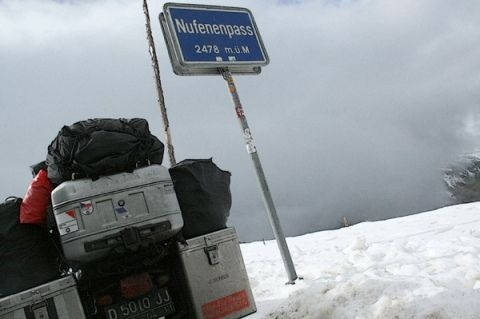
[241,202,480,318]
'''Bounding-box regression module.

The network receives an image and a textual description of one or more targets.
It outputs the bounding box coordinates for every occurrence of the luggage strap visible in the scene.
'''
[84,221,172,253]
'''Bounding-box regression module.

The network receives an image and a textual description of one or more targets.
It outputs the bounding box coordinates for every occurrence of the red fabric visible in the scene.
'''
[20,169,54,224]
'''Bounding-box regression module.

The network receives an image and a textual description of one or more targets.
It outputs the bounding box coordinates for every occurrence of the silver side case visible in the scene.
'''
[52,165,183,263]
[0,276,86,319]
[177,228,256,319]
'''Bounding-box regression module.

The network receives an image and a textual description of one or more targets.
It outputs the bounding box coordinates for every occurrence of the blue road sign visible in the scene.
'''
[161,3,269,75]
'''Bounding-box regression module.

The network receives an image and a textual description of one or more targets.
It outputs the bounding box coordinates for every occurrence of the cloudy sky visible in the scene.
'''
[1,0,479,241]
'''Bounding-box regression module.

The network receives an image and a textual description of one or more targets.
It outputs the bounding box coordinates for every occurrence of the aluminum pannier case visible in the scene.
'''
[176,228,256,319]
[51,164,183,263]
[0,276,86,319]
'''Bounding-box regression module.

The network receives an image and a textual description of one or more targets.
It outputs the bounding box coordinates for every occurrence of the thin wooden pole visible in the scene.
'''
[143,0,176,166]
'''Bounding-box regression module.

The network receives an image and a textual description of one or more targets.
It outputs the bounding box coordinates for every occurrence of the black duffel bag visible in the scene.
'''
[0,197,21,239]
[0,197,60,297]
[169,159,231,239]
[46,118,164,184]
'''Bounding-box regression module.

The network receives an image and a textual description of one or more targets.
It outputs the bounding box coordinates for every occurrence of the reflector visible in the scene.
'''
[120,272,153,299]
[96,295,113,306]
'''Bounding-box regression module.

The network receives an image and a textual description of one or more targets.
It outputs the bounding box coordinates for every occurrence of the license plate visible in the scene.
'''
[105,288,175,319]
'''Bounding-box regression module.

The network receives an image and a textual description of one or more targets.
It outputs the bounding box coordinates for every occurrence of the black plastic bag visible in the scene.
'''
[0,198,60,297]
[46,118,164,184]
[169,159,231,239]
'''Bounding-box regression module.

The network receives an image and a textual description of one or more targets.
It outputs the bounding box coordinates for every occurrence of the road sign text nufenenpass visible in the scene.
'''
[161,3,269,75]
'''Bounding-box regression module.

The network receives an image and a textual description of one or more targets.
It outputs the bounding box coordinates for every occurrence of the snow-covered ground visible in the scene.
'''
[241,202,480,318]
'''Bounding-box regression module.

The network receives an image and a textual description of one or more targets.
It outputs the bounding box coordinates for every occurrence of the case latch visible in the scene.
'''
[121,227,141,250]
[28,290,48,319]
[204,245,219,265]
[31,302,49,319]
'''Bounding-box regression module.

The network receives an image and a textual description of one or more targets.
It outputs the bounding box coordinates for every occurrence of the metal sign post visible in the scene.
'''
[221,69,298,284]
[160,2,299,284]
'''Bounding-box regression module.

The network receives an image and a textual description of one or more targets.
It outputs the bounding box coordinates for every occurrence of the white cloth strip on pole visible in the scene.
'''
[221,69,298,284]
[143,0,176,166]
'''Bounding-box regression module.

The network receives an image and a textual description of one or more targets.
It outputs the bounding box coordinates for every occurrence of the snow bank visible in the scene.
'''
[241,202,480,318]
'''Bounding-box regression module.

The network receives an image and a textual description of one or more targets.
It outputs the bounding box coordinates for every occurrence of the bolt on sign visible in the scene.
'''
[160,3,269,75]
